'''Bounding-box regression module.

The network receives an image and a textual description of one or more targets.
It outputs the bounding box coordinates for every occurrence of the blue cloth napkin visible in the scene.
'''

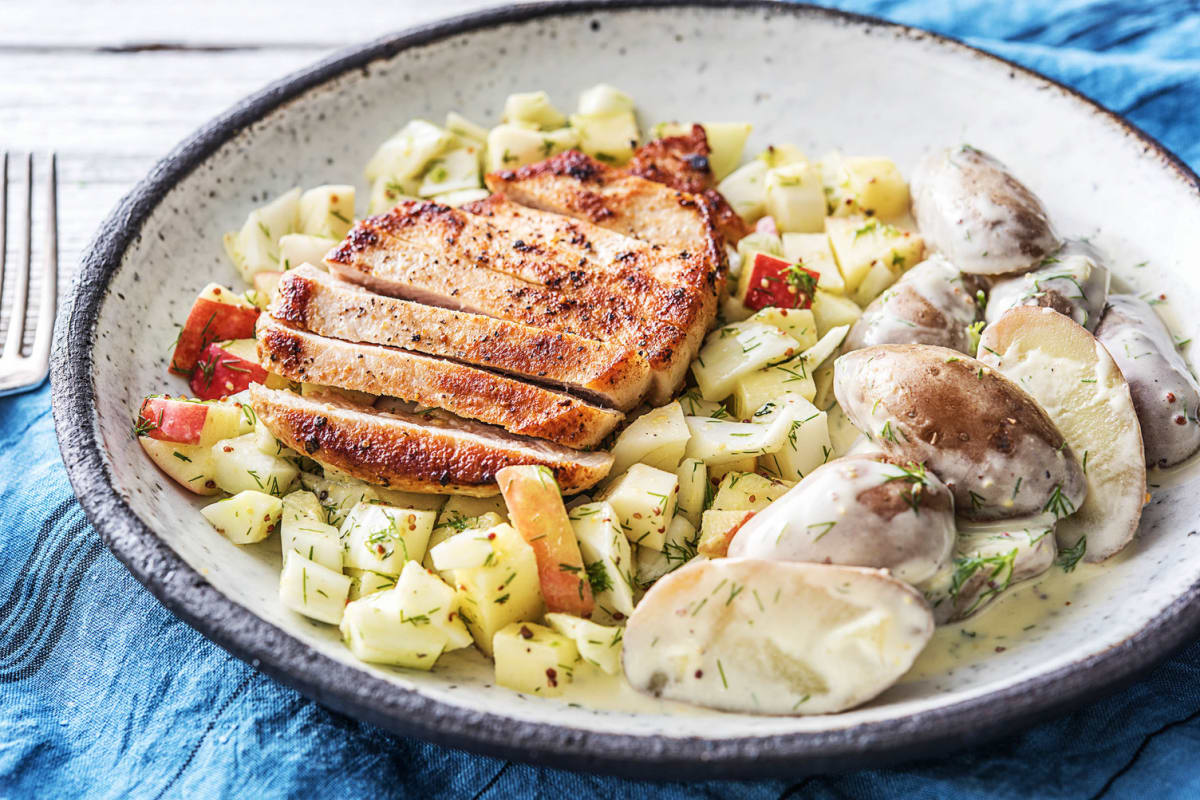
[5,2,1200,796]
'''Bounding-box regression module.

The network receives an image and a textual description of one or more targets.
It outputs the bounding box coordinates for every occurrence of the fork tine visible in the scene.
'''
[29,153,57,369]
[2,153,31,358]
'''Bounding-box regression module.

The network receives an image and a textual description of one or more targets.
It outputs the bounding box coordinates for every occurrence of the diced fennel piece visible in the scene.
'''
[417,143,484,197]
[674,458,708,529]
[299,185,355,240]
[445,111,488,143]
[569,501,636,620]
[732,354,816,417]
[607,401,690,478]
[367,175,419,214]
[601,464,679,551]
[281,519,342,573]
[423,511,506,575]
[677,389,724,417]
[503,90,567,130]
[717,160,767,221]
[138,438,220,495]
[764,162,825,233]
[278,233,336,272]
[449,523,543,657]
[692,322,802,401]
[279,551,351,624]
[433,188,491,207]
[577,84,635,116]
[757,396,832,482]
[339,561,470,667]
[637,515,701,587]
[757,143,808,169]
[438,495,509,525]
[804,324,851,370]
[736,231,783,263]
[811,290,863,337]
[364,120,454,184]
[339,502,438,575]
[749,307,818,350]
[569,111,639,165]
[429,528,498,572]
[545,613,624,675]
[493,622,579,696]
[783,232,845,294]
[485,124,578,172]
[223,188,301,282]
[345,568,397,600]
[683,412,792,466]
[850,259,900,307]
[201,490,282,544]
[298,473,379,526]
[210,434,298,496]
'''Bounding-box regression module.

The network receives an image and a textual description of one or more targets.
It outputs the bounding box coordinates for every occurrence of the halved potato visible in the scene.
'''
[622,559,933,714]
[978,306,1146,561]
[834,344,1087,521]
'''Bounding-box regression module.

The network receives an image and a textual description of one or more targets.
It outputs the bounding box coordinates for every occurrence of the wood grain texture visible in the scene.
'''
[0,0,506,351]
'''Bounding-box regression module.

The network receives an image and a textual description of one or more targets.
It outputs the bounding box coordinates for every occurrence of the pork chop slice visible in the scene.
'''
[257,316,622,448]
[325,202,694,402]
[270,265,651,410]
[249,384,614,496]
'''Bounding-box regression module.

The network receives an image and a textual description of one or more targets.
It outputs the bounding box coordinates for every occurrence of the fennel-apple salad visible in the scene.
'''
[131,84,1198,716]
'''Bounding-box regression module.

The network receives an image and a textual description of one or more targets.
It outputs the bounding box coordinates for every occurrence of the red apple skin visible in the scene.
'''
[137,396,208,444]
[170,290,260,375]
[189,344,269,400]
[496,465,595,618]
[741,253,819,312]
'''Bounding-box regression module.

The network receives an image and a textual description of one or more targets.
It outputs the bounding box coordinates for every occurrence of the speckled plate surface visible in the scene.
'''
[51,0,1200,778]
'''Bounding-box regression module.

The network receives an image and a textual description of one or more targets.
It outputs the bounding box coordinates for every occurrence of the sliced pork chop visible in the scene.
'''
[326,202,696,402]
[249,385,614,496]
[257,316,622,448]
[271,265,651,410]
[626,125,751,246]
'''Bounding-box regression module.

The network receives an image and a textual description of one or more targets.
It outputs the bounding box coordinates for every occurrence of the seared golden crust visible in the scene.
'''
[271,265,651,409]
[249,385,613,496]
[257,316,623,448]
[627,125,714,194]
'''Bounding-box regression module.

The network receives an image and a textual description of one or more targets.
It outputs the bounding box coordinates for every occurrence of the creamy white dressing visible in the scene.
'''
[985,240,1110,331]
[848,254,978,352]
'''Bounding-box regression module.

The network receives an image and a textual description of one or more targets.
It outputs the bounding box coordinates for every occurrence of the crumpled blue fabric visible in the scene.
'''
[4,2,1200,797]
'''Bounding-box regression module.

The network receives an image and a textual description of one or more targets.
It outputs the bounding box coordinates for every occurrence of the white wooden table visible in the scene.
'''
[0,0,512,350]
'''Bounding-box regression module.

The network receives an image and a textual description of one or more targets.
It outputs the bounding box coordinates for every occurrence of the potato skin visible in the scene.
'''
[846,255,981,353]
[833,344,1087,520]
[985,240,1110,332]
[911,146,1059,275]
[728,454,956,584]
[1095,294,1200,467]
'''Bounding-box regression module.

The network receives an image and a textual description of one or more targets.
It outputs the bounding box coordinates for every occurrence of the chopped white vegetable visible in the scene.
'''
[279,551,351,624]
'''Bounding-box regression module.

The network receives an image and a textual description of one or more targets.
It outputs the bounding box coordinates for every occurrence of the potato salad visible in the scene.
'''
[132,84,1200,716]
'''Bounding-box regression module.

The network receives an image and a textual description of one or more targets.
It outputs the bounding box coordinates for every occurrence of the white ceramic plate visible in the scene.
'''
[52,1,1200,777]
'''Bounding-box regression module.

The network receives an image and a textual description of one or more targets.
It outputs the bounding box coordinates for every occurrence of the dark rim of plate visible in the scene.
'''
[50,0,1200,779]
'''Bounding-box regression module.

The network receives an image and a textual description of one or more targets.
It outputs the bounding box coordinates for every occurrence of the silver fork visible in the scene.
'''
[0,152,57,396]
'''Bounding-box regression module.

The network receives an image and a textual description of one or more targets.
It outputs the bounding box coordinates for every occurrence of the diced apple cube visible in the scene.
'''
[732,355,816,418]
[826,216,924,293]
[504,91,567,130]
[757,143,807,169]
[493,622,579,696]
[569,111,639,165]
[339,561,468,667]
[749,307,818,351]
[137,396,255,448]
[278,233,337,273]
[190,342,269,401]
[569,501,635,621]
[201,490,282,544]
[449,523,543,657]
[683,415,789,466]
[711,472,790,513]
[764,162,825,233]
[445,111,488,143]
[345,568,397,600]
[367,175,419,214]
[717,160,767,221]
[169,284,260,376]
[757,399,832,482]
[692,321,802,401]
[602,464,678,551]
[811,290,863,337]
[339,503,437,575]
[210,434,298,496]
[782,232,844,294]
[418,144,484,197]
[841,156,909,220]
[698,509,756,558]
[138,438,220,495]
[280,551,351,624]
[849,260,901,307]
[486,124,578,172]
[738,253,818,312]
[674,458,708,528]
[607,401,690,477]
[299,185,355,240]
[709,457,760,484]
[429,529,498,572]
[281,517,342,573]
[423,512,505,575]
[497,465,592,617]
[299,473,379,525]
[577,84,635,116]
[365,120,453,184]
[545,613,624,675]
